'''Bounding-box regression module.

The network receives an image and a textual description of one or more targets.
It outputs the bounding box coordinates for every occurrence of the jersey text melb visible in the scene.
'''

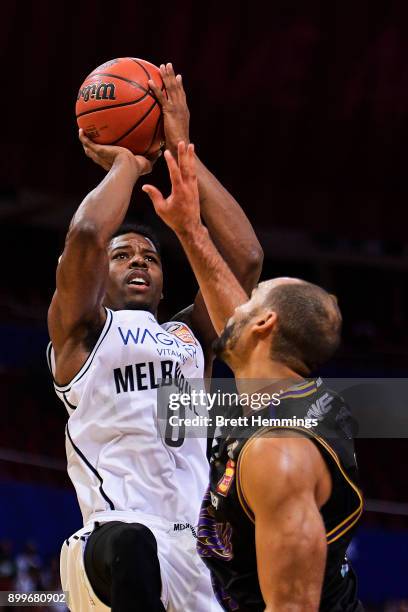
[114,359,174,393]
[48,309,208,525]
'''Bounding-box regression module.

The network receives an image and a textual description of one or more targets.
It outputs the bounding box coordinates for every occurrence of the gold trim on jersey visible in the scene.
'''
[235,426,364,544]
[278,388,319,400]
[278,379,319,401]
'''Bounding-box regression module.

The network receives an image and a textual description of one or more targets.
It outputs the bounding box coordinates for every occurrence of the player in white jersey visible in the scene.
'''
[47,63,263,612]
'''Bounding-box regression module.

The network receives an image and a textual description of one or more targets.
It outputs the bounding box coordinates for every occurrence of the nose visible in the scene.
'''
[129,253,147,268]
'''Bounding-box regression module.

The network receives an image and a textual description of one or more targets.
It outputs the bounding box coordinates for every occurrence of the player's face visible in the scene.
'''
[104,233,163,313]
[214,280,289,367]
[214,282,271,365]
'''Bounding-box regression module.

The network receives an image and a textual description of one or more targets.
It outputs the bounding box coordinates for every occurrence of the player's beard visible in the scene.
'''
[213,316,249,362]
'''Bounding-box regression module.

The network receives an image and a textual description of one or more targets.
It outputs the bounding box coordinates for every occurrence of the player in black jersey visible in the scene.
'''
[197,374,363,612]
[144,147,364,611]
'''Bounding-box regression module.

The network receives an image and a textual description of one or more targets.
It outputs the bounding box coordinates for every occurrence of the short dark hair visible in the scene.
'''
[110,223,161,255]
[267,281,342,375]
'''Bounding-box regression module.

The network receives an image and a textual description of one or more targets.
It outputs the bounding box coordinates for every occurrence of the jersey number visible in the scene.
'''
[165,403,186,448]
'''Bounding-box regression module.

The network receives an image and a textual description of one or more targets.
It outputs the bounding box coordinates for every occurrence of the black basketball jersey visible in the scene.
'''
[197,378,364,611]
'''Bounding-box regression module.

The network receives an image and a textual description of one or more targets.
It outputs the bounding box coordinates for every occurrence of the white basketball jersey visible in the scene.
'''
[47,308,209,527]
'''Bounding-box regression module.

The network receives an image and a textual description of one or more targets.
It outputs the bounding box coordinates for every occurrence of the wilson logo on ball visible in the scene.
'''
[77,82,116,102]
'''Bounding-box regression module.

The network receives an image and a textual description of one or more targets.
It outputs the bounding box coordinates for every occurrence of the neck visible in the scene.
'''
[233,358,304,397]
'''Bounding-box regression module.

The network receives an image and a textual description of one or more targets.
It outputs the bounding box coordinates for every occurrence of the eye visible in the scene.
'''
[145,255,157,263]
[112,252,129,260]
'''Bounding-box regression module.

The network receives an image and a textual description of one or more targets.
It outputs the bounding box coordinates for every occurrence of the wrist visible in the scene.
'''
[168,137,190,157]
[113,152,142,179]
[175,221,207,242]
[113,150,135,169]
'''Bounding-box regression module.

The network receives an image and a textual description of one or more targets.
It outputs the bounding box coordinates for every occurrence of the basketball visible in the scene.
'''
[76,57,165,156]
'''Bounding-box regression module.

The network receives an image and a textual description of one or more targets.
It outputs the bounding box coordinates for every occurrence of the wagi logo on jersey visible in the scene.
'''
[164,323,197,345]
[113,322,200,396]
[117,324,198,366]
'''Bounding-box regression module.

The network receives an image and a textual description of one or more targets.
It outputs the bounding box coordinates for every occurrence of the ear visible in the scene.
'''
[252,310,277,336]
[160,293,164,300]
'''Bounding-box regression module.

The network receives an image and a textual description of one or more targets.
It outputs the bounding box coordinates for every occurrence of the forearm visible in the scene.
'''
[257,521,326,611]
[54,153,141,328]
[153,63,262,289]
[176,223,247,334]
[70,153,140,244]
[196,155,263,291]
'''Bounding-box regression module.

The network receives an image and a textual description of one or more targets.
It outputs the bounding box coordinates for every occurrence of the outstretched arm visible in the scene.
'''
[143,143,248,335]
[149,64,263,350]
[196,156,263,292]
[240,434,332,612]
[48,131,154,383]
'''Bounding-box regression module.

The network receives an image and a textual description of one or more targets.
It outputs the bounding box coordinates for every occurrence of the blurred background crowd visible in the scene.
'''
[1,0,408,609]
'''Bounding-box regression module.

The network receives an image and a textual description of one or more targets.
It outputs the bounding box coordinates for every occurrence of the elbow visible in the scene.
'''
[66,220,107,250]
[250,243,264,277]
[240,244,264,293]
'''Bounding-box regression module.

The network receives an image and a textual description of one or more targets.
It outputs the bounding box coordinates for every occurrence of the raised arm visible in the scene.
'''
[48,131,153,383]
[195,155,262,291]
[149,64,263,351]
[143,143,248,335]
[240,434,332,611]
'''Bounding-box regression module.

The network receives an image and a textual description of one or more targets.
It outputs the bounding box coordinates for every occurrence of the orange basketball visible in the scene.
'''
[76,57,164,156]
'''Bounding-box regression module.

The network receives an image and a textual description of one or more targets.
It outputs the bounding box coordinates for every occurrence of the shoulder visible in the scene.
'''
[169,304,195,328]
[168,303,215,374]
[239,431,331,511]
[165,305,203,345]
[162,318,202,348]
[49,307,113,388]
[241,433,320,484]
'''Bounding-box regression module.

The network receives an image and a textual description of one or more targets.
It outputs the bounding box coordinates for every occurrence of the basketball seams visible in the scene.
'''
[111,99,158,146]
[88,72,150,94]
[142,112,163,156]
[130,58,152,80]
